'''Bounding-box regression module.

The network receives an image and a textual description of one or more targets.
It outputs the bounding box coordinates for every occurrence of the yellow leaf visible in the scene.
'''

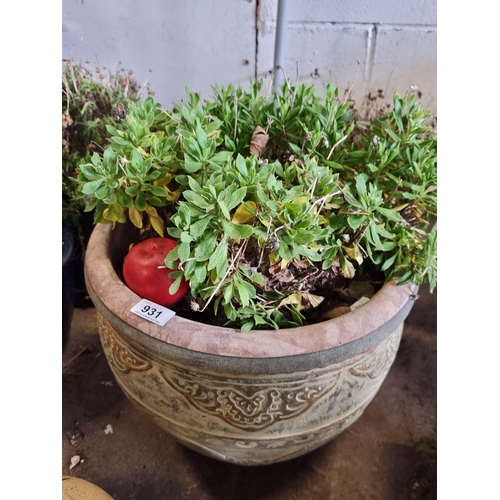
[292,195,310,205]
[278,293,303,310]
[96,216,113,225]
[325,202,341,210]
[268,253,279,265]
[128,205,143,229]
[280,258,290,270]
[232,201,256,224]
[393,203,410,212]
[145,204,158,216]
[342,245,363,265]
[149,214,164,237]
[167,189,181,202]
[103,202,125,222]
[154,174,172,187]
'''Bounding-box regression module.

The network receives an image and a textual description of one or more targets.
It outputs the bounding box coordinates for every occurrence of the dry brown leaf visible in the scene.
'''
[250,126,269,157]
[300,292,325,310]
[273,268,295,283]
[293,259,310,269]
[341,260,356,279]
[268,262,282,275]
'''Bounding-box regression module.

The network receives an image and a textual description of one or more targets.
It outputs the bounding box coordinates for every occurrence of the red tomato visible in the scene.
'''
[123,238,189,307]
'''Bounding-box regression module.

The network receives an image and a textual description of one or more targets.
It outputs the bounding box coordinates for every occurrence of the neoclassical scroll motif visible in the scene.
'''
[97,313,152,373]
[348,326,402,380]
[160,367,341,431]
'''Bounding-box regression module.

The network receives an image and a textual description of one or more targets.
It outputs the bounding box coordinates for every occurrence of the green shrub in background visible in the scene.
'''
[62,59,147,230]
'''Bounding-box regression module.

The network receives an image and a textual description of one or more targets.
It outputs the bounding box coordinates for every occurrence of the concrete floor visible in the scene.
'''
[62,285,436,500]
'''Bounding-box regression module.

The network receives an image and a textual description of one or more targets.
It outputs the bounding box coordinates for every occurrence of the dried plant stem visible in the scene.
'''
[344,60,360,104]
[201,238,249,313]
[326,135,348,161]
[233,93,238,142]
[258,218,273,268]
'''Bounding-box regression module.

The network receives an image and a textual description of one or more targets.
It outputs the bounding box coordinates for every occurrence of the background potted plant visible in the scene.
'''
[78,79,436,464]
[62,59,145,347]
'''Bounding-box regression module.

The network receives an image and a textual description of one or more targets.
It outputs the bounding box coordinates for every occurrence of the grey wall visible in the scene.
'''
[62,0,436,116]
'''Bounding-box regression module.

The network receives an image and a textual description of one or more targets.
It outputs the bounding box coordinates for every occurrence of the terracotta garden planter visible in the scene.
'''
[84,222,418,466]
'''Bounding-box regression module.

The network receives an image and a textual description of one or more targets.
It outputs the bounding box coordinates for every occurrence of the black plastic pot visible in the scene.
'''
[62,224,75,351]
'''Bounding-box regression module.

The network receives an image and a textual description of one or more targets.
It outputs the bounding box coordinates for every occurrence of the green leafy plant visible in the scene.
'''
[62,59,146,229]
[77,80,437,331]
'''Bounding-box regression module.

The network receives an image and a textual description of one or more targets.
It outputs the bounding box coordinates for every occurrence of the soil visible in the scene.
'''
[109,220,389,329]
[172,263,385,328]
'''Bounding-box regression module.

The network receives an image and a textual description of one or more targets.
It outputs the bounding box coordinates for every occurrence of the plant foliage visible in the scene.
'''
[62,59,144,228]
[77,80,437,331]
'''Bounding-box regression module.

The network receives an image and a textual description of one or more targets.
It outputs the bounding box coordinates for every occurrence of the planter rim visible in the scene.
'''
[85,223,417,359]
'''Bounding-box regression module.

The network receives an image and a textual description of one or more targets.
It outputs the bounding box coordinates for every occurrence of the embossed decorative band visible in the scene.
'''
[160,366,341,431]
[348,324,402,379]
[97,313,152,373]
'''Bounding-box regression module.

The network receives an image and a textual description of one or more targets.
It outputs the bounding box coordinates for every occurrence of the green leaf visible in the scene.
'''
[81,179,104,195]
[375,206,403,222]
[177,242,191,262]
[148,185,168,197]
[105,125,121,136]
[183,190,209,209]
[294,231,315,245]
[235,281,250,307]
[165,246,179,269]
[297,245,321,262]
[382,123,401,142]
[226,187,247,211]
[78,164,100,179]
[116,189,133,207]
[194,233,217,261]
[278,244,292,260]
[169,275,183,295]
[235,154,248,177]
[183,137,202,160]
[146,195,163,207]
[347,216,365,230]
[240,321,254,333]
[218,200,231,220]
[110,135,130,146]
[135,191,147,211]
[209,150,232,166]
[222,220,253,239]
[196,124,207,148]
[208,236,228,272]
[125,184,140,196]
[368,222,384,249]
[184,155,203,173]
[381,253,397,272]
[355,174,367,198]
[190,217,213,238]
[194,262,207,283]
